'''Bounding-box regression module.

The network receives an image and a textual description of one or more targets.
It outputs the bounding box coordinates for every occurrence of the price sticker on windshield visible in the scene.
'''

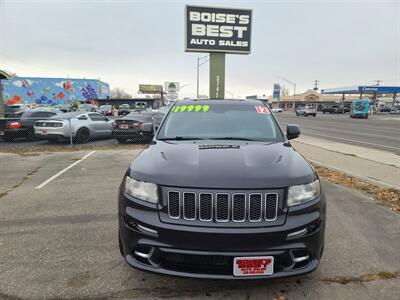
[255,106,270,114]
[172,105,210,113]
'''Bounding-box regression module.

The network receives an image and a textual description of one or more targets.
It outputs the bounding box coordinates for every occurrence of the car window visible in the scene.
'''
[89,113,108,121]
[22,111,52,119]
[158,103,284,142]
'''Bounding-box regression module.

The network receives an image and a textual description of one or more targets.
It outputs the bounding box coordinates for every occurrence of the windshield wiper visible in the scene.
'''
[159,136,208,141]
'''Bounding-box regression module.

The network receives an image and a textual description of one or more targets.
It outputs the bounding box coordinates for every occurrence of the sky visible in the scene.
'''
[0,0,399,98]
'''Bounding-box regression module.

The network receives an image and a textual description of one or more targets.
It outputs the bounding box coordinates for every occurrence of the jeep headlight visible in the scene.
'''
[287,179,320,206]
[124,176,158,203]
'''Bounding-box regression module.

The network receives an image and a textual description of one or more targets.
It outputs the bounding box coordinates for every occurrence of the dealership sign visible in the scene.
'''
[139,84,163,94]
[185,5,252,54]
[164,82,180,93]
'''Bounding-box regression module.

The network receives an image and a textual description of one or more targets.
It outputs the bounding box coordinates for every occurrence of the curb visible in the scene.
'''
[307,158,400,191]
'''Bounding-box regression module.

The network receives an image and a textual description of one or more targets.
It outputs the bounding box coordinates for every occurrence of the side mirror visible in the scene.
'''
[286,124,300,140]
[141,122,153,133]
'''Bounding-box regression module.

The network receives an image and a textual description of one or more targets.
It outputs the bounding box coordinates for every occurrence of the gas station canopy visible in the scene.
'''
[321,86,400,95]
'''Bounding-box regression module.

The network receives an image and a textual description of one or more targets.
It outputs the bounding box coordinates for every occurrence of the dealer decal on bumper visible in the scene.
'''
[233,256,274,276]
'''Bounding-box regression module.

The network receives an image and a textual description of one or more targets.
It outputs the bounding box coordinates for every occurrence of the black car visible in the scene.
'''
[118,104,131,116]
[322,105,344,114]
[113,111,165,143]
[2,109,59,141]
[118,99,326,279]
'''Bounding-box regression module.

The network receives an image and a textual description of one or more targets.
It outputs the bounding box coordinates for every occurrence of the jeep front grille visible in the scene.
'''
[167,191,278,223]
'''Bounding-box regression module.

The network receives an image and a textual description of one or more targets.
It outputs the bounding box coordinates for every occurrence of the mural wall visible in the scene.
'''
[0,77,110,106]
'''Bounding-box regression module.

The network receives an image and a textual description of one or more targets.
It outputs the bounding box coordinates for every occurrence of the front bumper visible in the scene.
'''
[118,189,326,279]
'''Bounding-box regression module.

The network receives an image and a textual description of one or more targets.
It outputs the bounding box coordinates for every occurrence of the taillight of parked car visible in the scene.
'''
[133,121,143,127]
[8,121,22,129]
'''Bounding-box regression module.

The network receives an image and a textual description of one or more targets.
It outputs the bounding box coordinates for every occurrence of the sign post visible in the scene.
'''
[209,53,225,99]
[273,84,281,108]
[185,5,252,99]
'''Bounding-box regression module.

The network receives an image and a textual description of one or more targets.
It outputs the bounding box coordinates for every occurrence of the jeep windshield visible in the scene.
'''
[157,101,284,142]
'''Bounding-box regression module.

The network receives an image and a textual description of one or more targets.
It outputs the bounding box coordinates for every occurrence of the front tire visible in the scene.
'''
[75,127,91,144]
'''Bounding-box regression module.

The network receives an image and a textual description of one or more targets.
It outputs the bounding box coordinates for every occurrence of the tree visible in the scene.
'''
[111,87,132,99]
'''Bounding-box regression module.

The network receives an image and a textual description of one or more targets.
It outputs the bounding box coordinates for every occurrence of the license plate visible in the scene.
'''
[120,124,129,129]
[41,130,48,135]
[233,256,274,277]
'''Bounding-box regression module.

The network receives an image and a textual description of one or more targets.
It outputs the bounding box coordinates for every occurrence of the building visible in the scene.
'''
[270,90,360,110]
[0,76,110,107]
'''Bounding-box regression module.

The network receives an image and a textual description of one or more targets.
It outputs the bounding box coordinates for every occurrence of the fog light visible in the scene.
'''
[124,216,136,229]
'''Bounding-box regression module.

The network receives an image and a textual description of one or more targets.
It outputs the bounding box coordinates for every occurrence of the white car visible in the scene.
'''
[34,111,113,143]
[272,107,283,113]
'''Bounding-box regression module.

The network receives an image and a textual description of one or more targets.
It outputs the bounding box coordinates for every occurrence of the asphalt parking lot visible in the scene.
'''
[1,149,399,300]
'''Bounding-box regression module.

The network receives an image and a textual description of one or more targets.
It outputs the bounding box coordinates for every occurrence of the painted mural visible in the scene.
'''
[0,77,110,106]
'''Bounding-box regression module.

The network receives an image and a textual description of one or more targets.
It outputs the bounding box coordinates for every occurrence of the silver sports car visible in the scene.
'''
[34,111,113,143]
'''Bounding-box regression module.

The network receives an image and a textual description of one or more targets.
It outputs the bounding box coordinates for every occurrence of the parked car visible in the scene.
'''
[113,111,165,143]
[296,106,316,117]
[380,107,392,113]
[118,104,131,116]
[272,107,283,113]
[389,107,400,114]
[4,104,26,118]
[78,104,98,112]
[2,109,59,141]
[343,105,351,113]
[55,104,71,113]
[34,111,113,143]
[99,105,113,116]
[118,99,326,279]
[322,105,344,114]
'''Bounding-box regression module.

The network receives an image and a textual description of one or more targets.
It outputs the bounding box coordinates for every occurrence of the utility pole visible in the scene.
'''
[314,80,319,91]
[374,80,382,86]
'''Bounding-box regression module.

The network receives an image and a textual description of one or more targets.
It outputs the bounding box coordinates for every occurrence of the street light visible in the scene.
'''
[197,55,209,99]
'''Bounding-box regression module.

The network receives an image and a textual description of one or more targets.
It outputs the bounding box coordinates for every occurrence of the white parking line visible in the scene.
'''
[35,150,96,190]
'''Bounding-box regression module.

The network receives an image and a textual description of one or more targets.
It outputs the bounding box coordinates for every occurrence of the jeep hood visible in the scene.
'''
[130,141,316,189]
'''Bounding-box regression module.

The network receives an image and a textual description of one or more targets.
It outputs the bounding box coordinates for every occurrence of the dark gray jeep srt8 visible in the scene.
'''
[118,99,326,279]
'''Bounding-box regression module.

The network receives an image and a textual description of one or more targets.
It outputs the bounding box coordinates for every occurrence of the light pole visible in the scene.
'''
[277,76,296,109]
[197,55,209,99]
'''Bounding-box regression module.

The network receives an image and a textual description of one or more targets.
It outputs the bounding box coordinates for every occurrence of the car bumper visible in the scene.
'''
[118,189,326,279]
[112,129,143,139]
[34,128,70,139]
[4,128,30,138]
